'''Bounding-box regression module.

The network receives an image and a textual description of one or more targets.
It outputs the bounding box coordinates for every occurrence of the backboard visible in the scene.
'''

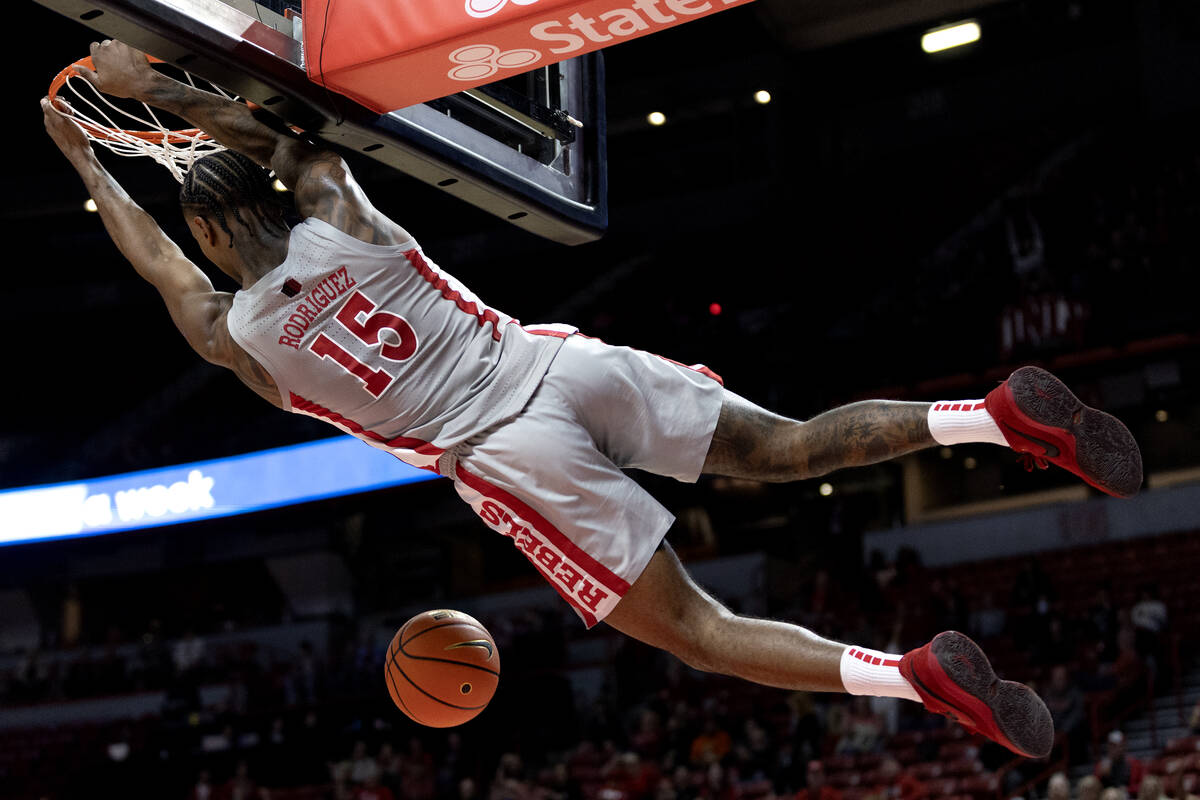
[32,0,607,244]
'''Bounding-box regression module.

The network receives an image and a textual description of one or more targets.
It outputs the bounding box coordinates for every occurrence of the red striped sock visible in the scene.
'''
[839,645,920,702]
[927,400,1008,447]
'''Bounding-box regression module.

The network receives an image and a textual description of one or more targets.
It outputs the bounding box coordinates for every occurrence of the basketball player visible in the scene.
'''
[42,40,1143,760]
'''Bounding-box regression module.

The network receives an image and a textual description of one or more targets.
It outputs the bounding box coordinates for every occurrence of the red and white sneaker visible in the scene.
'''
[900,631,1053,759]
[985,366,1143,498]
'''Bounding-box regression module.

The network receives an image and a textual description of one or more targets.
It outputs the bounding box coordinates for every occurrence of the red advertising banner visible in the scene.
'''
[302,0,756,113]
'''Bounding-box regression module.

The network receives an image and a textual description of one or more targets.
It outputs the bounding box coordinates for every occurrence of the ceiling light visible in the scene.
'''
[922,21,981,53]
[754,90,772,105]
[84,198,98,213]
[647,111,666,126]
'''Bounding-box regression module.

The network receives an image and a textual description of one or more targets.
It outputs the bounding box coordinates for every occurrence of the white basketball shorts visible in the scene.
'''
[444,334,725,627]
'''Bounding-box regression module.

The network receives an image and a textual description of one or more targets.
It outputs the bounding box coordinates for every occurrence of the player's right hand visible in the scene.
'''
[41,97,93,162]
[74,40,163,101]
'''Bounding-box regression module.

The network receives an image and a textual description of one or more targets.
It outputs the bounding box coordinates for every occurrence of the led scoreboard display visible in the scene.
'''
[0,438,439,546]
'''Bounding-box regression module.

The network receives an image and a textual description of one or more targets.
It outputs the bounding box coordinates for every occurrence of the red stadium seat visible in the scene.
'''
[924,777,962,796]
[908,762,945,780]
[943,759,983,778]
[938,741,980,761]
[958,773,1000,798]
[1165,736,1200,756]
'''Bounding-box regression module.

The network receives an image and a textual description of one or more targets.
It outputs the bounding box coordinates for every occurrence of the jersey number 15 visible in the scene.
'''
[309,291,417,397]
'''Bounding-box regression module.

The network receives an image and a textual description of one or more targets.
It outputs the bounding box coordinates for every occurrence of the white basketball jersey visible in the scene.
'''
[227,218,573,472]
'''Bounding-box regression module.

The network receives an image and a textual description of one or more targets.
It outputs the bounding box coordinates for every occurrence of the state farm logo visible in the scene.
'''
[448,44,540,81]
[466,0,539,19]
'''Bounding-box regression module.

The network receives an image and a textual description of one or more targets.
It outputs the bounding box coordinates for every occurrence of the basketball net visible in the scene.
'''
[48,56,237,184]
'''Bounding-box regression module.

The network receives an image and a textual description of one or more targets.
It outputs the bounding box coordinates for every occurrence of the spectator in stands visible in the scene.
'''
[437,731,478,798]
[173,628,207,675]
[795,761,842,800]
[611,751,661,799]
[460,777,481,800]
[220,760,259,800]
[834,696,885,755]
[490,753,535,800]
[1189,699,1200,735]
[702,761,737,800]
[1095,731,1144,793]
[734,719,773,780]
[1043,664,1087,759]
[1130,584,1169,681]
[1139,776,1166,800]
[1047,772,1070,800]
[1102,788,1129,800]
[1162,763,1199,800]
[968,591,1007,640]
[866,757,928,800]
[335,740,381,787]
[357,772,397,800]
[690,718,733,766]
[399,737,436,800]
[376,741,400,798]
[1078,776,1103,800]
[633,709,666,759]
[541,761,583,800]
[654,776,679,800]
[1109,625,1150,717]
[189,770,215,800]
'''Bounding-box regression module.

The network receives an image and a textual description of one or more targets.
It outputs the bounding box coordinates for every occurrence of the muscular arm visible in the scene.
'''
[43,98,283,409]
[80,40,411,246]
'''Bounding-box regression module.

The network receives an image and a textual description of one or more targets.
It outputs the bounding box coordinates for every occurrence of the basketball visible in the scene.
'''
[384,609,500,728]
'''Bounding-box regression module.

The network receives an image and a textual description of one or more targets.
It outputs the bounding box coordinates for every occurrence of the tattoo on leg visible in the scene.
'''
[705,395,934,482]
[802,401,933,477]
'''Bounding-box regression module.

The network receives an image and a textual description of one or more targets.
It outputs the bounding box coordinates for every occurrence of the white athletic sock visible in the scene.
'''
[839,645,921,703]
[927,400,1008,447]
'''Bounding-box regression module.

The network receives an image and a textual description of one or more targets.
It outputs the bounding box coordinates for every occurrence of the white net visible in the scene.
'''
[50,61,238,184]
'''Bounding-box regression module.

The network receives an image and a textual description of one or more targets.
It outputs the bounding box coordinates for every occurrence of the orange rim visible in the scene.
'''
[48,55,211,145]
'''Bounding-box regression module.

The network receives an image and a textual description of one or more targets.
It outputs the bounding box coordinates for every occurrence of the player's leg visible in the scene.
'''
[604,541,1055,760]
[700,393,941,482]
[702,367,1143,497]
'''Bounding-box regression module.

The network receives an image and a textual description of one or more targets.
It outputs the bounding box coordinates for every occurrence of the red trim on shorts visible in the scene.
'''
[403,250,502,342]
[571,332,723,386]
[289,392,444,470]
[455,464,629,595]
[454,464,628,627]
[652,354,724,386]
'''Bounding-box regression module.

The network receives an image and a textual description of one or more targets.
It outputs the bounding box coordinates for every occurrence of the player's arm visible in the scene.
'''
[77,39,412,247]
[41,98,283,409]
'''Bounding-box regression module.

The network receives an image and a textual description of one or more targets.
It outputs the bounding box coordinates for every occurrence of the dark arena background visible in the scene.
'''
[3,1,1200,799]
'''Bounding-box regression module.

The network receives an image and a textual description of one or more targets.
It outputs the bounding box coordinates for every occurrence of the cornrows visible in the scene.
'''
[180,150,289,241]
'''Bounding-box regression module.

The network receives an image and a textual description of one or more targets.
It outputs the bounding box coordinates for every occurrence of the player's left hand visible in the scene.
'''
[74,39,164,101]
[41,97,94,162]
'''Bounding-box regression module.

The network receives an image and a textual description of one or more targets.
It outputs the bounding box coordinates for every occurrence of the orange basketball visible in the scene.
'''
[384,609,500,727]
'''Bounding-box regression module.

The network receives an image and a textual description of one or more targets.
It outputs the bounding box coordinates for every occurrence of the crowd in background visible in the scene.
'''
[3,526,1195,800]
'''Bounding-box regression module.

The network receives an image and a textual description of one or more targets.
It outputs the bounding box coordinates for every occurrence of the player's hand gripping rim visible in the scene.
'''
[73,39,167,102]
[41,96,95,163]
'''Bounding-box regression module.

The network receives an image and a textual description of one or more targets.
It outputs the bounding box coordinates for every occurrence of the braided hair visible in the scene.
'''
[180,150,290,242]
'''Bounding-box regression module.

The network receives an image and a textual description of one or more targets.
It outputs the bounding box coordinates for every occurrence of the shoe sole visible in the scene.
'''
[926,632,1054,759]
[1006,366,1143,498]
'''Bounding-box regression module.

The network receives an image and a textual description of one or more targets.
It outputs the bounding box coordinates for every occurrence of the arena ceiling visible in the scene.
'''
[758,0,1009,50]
